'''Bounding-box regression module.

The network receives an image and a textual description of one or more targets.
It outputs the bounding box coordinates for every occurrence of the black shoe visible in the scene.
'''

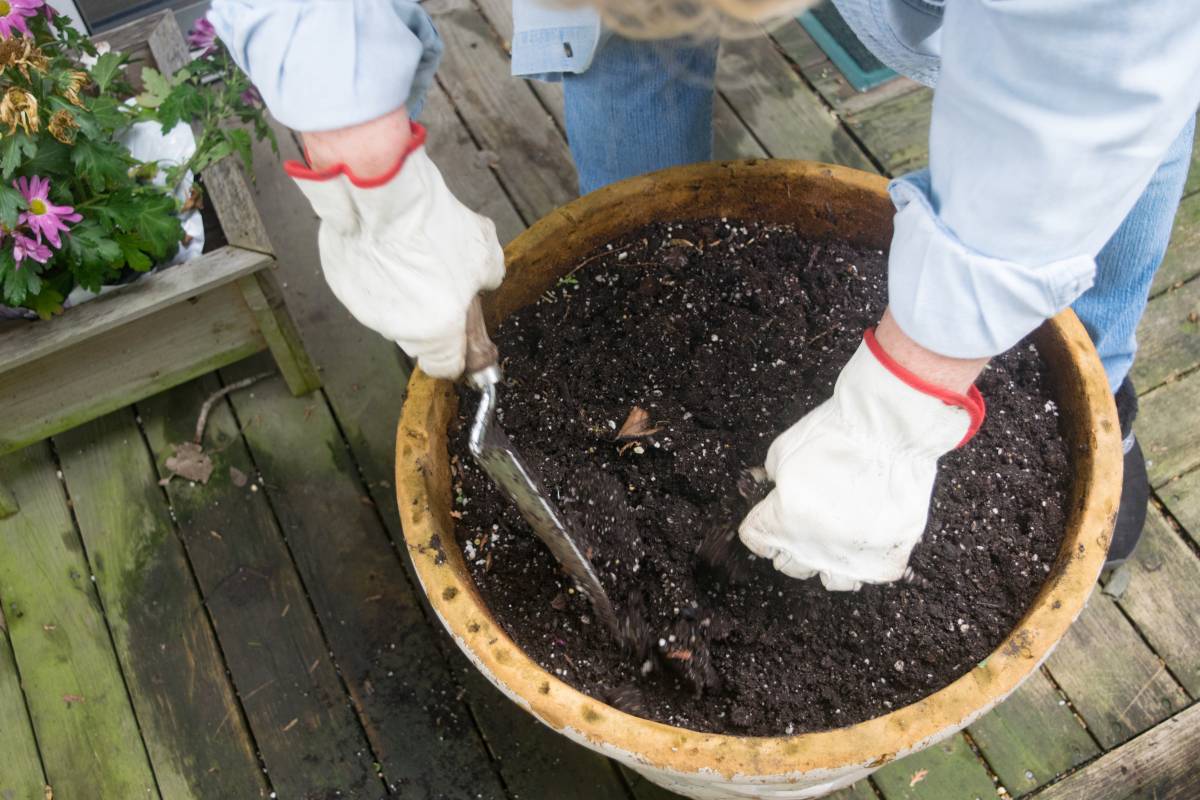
[1106,377,1149,567]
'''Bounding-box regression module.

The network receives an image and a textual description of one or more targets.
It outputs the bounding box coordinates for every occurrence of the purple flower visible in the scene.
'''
[240,85,262,107]
[12,231,51,266]
[187,17,217,55]
[0,0,43,39]
[15,175,80,249]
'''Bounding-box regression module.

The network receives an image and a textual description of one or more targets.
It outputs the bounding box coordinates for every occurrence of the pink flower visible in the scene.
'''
[15,175,80,249]
[12,231,51,266]
[187,17,217,55]
[240,85,262,107]
[0,0,43,39]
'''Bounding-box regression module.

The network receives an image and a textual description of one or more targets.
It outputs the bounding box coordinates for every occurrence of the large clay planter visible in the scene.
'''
[395,160,1121,799]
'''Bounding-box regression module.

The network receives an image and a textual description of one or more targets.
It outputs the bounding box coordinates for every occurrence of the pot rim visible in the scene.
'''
[395,159,1121,780]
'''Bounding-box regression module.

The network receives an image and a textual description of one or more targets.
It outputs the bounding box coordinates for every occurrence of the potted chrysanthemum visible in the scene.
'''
[0,1,274,319]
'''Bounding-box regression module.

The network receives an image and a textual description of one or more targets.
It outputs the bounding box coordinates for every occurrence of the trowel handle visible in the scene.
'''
[464,296,499,375]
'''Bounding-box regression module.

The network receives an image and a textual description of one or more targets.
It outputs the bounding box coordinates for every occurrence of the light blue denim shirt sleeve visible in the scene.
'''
[511,1,602,78]
[839,0,1200,358]
[208,0,443,132]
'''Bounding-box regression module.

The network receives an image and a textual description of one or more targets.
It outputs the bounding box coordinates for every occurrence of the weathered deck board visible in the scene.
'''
[1184,125,1200,199]
[217,356,509,799]
[0,444,159,800]
[1137,369,1200,487]
[137,379,383,799]
[871,733,995,800]
[1107,506,1200,696]
[1152,192,1200,297]
[966,670,1098,796]
[842,88,932,177]
[1130,275,1200,390]
[427,0,577,222]
[54,412,267,800]
[1160,473,1200,549]
[1044,588,1189,749]
[0,603,45,800]
[717,33,875,169]
[1029,702,1200,800]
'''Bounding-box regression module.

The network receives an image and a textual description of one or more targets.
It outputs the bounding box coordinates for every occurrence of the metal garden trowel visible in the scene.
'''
[463,297,621,638]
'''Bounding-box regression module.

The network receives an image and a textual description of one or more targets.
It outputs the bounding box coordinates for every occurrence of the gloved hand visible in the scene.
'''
[738,328,985,590]
[287,122,504,378]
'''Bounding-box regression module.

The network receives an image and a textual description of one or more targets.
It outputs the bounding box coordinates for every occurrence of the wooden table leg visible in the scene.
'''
[237,271,322,397]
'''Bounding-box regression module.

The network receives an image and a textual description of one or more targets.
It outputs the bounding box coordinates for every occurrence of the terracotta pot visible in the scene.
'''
[395,160,1121,799]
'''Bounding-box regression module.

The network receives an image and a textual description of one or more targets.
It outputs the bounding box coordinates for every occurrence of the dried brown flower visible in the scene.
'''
[0,87,38,135]
[0,37,48,80]
[47,109,78,144]
[62,70,89,107]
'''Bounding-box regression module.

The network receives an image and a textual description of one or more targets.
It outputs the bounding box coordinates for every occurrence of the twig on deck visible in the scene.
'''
[194,371,274,445]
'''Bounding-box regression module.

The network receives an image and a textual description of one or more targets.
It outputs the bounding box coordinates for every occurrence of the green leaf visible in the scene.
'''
[71,137,133,192]
[27,285,65,319]
[154,79,206,133]
[23,138,72,177]
[0,133,38,180]
[115,232,154,272]
[90,51,126,93]
[94,189,183,260]
[0,185,25,229]
[0,252,42,307]
[136,67,172,109]
[226,128,254,174]
[85,95,131,132]
[64,220,123,291]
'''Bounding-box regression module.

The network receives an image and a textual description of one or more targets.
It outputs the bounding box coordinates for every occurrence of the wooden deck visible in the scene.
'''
[3,5,1199,798]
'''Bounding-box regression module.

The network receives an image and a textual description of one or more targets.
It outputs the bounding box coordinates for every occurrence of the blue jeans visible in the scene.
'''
[562,37,1195,391]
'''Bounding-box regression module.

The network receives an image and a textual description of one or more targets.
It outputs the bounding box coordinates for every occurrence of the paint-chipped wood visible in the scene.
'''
[1044,587,1188,749]
[138,377,383,799]
[1137,368,1200,487]
[0,602,45,800]
[0,444,158,799]
[967,670,1098,796]
[1108,506,1200,695]
[1031,703,1200,800]
[871,733,996,800]
[54,411,268,800]
[717,34,874,170]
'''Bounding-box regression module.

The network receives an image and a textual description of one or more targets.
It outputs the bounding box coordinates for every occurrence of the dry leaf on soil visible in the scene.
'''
[616,406,662,440]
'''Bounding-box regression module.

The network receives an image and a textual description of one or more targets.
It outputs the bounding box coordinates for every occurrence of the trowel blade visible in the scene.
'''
[470,421,620,637]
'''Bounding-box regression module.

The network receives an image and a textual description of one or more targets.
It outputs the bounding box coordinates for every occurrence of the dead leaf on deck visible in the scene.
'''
[43,786,53,800]
[909,769,929,787]
[229,466,248,487]
[616,406,662,440]
[62,694,85,706]
[165,442,214,484]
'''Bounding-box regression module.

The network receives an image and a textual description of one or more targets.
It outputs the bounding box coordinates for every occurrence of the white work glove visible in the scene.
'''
[287,123,504,378]
[739,329,985,590]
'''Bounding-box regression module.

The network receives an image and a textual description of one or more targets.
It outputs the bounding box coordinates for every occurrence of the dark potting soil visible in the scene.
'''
[449,219,1070,736]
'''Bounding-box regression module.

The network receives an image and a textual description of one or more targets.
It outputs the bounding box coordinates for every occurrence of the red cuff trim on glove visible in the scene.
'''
[863,327,986,448]
[283,121,428,188]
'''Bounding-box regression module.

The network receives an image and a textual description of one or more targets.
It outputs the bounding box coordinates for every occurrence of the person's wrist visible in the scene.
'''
[301,107,414,179]
[873,308,987,395]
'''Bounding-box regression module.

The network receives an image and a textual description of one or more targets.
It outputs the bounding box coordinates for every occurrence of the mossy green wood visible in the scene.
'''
[0,604,45,800]
[216,356,510,800]
[53,411,268,800]
[246,117,633,800]
[966,670,1098,796]
[0,444,158,799]
[1184,123,1200,200]
[1137,369,1200,487]
[716,35,875,169]
[1130,276,1200,390]
[137,377,382,799]
[425,0,578,221]
[1152,192,1200,296]
[1108,507,1200,696]
[1044,587,1188,749]
[843,89,932,177]
[0,481,17,518]
[871,733,995,800]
